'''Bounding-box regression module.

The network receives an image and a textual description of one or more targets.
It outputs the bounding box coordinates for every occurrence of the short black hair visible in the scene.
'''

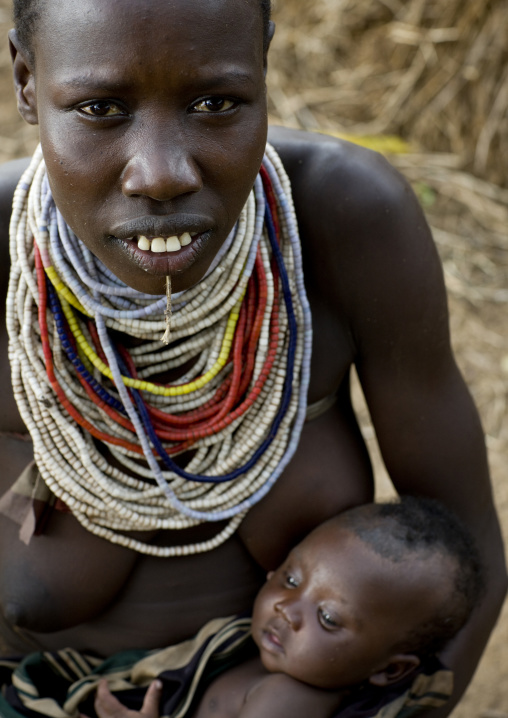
[339,496,485,657]
[12,0,41,65]
[260,0,272,53]
[13,0,273,65]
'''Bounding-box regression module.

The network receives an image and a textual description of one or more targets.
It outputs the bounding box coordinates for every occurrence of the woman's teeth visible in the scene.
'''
[136,232,194,253]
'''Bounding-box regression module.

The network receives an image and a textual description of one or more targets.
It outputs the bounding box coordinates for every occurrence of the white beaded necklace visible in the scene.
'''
[7,144,312,557]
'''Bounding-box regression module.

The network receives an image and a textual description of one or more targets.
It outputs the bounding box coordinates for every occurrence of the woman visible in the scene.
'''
[0,1,504,716]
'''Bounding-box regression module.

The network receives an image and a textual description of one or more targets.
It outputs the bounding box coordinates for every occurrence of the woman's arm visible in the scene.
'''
[329,148,506,713]
[275,131,507,714]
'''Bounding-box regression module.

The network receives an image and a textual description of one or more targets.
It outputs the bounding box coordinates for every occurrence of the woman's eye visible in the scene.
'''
[79,101,125,117]
[319,608,338,629]
[192,97,236,113]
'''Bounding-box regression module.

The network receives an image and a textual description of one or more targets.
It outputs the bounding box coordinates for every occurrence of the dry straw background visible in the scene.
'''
[0,0,506,716]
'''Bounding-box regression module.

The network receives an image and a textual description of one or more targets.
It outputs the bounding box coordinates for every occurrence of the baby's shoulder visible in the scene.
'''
[245,672,342,718]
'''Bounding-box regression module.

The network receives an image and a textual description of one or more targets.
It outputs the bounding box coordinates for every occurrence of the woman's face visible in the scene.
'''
[24,0,269,293]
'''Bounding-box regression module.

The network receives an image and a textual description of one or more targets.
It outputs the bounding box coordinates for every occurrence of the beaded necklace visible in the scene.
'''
[7,144,312,556]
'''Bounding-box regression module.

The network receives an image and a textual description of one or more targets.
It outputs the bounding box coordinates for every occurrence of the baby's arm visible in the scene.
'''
[82,673,342,718]
[240,673,342,718]
[80,679,163,718]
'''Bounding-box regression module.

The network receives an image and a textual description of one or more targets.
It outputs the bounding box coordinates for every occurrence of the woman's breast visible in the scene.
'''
[0,378,374,658]
[238,395,375,569]
[3,529,265,656]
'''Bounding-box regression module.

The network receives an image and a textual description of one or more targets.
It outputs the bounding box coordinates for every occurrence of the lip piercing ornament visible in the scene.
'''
[161,275,172,344]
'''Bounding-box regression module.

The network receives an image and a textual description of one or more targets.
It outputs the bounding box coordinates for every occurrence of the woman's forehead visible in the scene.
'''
[30,0,267,87]
[34,0,265,61]
[38,0,263,21]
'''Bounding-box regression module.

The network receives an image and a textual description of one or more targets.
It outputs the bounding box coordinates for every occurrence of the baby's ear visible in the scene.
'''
[368,654,420,687]
[266,571,274,581]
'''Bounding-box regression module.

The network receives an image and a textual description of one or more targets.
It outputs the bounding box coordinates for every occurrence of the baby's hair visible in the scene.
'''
[338,496,485,657]
[13,0,273,66]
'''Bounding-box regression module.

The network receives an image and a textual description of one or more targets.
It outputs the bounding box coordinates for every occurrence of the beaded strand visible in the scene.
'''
[7,143,312,556]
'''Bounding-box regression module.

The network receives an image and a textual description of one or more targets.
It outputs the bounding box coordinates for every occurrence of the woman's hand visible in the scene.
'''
[80,678,162,718]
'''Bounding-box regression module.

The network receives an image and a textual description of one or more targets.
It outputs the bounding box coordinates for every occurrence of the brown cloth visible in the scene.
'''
[0,461,70,545]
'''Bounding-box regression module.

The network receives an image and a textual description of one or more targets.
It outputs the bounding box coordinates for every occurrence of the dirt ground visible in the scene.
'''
[0,2,506,717]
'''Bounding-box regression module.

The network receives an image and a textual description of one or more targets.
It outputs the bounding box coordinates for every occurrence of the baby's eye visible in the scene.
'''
[78,101,126,117]
[284,573,299,588]
[318,608,339,629]
[192,97,236,113]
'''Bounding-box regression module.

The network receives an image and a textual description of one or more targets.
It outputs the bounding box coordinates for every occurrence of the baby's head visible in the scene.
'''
[251,497,484,690]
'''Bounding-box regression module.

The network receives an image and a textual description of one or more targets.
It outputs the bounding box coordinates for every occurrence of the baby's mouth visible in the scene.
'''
[262,626,285,654]
[133,231,198,253]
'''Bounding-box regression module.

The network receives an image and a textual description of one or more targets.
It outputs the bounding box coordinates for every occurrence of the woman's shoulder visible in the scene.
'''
[266,126,432,304]
[0,158,31,241]
[266,125,417,253]
[0,158,31,202]
[0,158,30,295]
[267,125,407,207]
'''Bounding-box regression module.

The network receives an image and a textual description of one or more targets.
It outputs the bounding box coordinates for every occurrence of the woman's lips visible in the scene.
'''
[110,213,214,242]
[114,229,213,276]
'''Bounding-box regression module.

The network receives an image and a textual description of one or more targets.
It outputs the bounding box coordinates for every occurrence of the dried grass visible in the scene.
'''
[268,0,508,186]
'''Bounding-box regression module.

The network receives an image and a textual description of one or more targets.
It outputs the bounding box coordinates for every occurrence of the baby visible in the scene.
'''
[82,496,484,718]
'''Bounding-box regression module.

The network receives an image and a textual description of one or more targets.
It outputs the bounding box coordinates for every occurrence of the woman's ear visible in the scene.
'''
[267,21,276,45]
[9,29,38,125]
[263,21,275,76]
[368,654,421,687]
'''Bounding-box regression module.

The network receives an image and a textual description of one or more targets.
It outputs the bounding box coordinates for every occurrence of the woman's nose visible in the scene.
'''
[121,132,202,202]
[274,599,302,630]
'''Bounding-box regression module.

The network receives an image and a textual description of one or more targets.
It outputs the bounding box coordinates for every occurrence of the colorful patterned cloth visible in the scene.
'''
[0,615,452,718]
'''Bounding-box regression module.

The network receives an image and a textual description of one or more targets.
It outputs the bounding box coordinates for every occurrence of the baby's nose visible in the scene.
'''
[274,599,302,630]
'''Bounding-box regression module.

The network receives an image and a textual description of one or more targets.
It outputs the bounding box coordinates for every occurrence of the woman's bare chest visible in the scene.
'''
[0,280,370,656]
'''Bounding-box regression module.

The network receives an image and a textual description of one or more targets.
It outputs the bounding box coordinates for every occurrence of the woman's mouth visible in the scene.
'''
[106,213,221,287]
[108,229,214,279]
[134,231,197,253]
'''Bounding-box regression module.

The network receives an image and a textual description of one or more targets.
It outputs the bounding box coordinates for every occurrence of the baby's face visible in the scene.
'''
[251,522,451,690]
